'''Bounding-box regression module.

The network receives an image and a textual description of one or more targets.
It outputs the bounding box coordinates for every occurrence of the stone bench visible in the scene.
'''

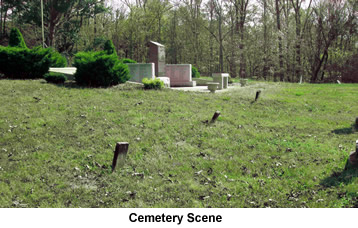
[49,67,77,80]
[212,73,229,90]
[193,78,212,86]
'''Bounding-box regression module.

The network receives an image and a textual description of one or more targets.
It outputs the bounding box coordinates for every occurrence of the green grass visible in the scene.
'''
[0,80,357,208]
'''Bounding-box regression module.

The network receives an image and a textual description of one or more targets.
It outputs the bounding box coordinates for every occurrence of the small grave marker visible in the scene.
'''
[255,90,261,102]
[210,111,221,123]
[112,142,129,172]
[348,140,358,166]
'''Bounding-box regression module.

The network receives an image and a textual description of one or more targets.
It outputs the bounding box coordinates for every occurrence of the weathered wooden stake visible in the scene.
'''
[348,140,358,166]
[255,90,261,102]
[210,111,221,123]
[112,142,129,172]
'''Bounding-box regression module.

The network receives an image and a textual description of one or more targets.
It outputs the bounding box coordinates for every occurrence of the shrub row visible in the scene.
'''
[0,46,67,79]
[0,28,66,79]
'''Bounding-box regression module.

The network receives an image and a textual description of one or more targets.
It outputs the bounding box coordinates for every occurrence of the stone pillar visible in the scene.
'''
[148,41,166,77]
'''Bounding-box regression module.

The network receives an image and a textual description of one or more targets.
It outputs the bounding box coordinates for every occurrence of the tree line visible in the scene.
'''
[0,0,357,82]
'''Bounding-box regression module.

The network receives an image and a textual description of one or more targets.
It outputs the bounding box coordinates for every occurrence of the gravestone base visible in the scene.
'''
[157,77,170,88]
[170,81,196,87]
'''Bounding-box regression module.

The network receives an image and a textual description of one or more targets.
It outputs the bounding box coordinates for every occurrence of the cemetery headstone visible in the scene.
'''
[148,41,166,77]
[126,63,155,83]
[165,64,196,87]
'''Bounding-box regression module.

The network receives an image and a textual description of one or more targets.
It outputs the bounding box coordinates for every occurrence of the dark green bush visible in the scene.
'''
[73,51,130,87]
[104,40,117,56]
[228,76,233,84]
[44,72,67,84]
[0,46,67,79]
[142,78,164,90]
[9,28,27,48]
[120,58,137,64]
[192,66,200,78]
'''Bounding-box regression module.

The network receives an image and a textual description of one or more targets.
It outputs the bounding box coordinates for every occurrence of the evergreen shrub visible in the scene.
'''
[9,28,27,48]
[142,78,164,90]
[104,40,117,55]
[192,66,200,78]
[73,51,130,87]
[44,72,67,84]
[0,46,67,79]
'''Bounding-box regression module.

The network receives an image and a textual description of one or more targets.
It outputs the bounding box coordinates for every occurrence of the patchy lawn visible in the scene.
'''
[0,79,357,207]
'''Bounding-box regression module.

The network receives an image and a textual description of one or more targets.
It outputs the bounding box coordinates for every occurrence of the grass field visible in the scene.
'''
[0,79,357,208]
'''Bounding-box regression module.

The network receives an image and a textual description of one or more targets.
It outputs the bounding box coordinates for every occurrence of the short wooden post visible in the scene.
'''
[348,140,358,166]
[355,117,358,127]
[255,90,261,102]
[112,142,129,172]
[210,111,221,123]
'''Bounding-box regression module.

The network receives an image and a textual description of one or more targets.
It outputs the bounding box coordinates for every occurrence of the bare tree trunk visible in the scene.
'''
[275,0,284,81]
[262,0,268,80]
[0,0,3,38]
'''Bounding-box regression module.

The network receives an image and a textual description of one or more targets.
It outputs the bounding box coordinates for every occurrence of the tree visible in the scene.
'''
[9,27,27,48]
[16,0,107,52]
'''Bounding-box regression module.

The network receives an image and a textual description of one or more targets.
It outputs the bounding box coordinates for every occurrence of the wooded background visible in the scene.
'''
[0,0,357,82]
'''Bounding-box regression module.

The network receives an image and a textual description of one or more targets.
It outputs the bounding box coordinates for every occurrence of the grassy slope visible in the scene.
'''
[0,80,357,208]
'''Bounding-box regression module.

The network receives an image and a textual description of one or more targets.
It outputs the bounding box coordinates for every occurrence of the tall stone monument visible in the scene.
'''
[148,41,166,77]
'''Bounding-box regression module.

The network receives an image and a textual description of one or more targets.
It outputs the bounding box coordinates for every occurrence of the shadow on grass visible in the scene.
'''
[332,124,357,135]
[320,160,358,187]
[43,80,144,91]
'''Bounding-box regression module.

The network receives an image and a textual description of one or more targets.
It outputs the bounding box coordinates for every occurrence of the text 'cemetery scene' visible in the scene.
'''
[0,0,357,210]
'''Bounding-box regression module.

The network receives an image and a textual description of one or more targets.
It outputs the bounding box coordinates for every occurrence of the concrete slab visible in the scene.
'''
[169,84,241,93]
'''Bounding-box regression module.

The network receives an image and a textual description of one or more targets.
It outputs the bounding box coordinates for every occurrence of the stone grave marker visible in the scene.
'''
[148,41,165,77]
[165,64,196,87]
[126,63,155,83]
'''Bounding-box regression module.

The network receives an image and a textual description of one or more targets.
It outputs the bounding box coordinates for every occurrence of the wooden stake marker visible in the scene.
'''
[112,142,129,172]
[348,140,358,166]
[255,90,261,102]
[210,111,221,123]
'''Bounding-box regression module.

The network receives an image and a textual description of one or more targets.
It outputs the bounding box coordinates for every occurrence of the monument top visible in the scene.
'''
[149,41,164,47]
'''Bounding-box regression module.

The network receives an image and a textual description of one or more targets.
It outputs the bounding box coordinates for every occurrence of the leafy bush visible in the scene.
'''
[228,76,233,84]
[120,58,137,64]
[104,40,117,56]
[73,51,130,87]
[0,46,67,79]
[192,66,200,78]
[9,28,27,48]
[142,78,164,90]
[44,72,67,84]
